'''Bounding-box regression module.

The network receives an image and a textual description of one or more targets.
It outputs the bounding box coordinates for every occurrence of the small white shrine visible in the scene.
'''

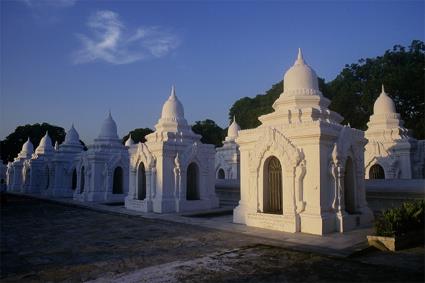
[6,138,34,192]
[233,49,373,235]
[23,132,55,194]
[365,86,425,179]
[49,125,84,197]
[125,86,219,213]
[215,117,240,180]
[73,112,129,202]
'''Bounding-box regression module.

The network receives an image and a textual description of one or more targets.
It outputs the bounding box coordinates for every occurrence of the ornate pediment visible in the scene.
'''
[249,127,303,172]
[130,143,155,169]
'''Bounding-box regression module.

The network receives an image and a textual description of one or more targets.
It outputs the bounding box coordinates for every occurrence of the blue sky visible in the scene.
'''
[1,0,424,144]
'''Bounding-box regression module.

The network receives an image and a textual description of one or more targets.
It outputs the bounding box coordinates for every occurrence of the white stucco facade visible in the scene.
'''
[215,117,240,180]
[21,132,56,194]
[125,86,219,213]
[233,49,373,235]
[7,138,34,192]
[48,125,84,197]
[73,113,129,203]
[364,86,425,180]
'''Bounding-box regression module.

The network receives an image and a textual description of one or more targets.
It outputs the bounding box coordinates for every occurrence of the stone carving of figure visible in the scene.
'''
[174,153,181,199]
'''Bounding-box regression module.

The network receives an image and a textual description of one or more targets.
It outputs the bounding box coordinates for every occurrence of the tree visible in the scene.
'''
[191,119,225,147]
[228,40,424,139]
[122,128,154,144]
[327,40,424,138]
[0,123,66,163]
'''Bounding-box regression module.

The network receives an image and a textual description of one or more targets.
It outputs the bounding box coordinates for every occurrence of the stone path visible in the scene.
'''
[1,194,424,282]
[11,192,374,257]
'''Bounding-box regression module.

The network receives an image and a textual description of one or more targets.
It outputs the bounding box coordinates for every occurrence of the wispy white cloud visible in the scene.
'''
[21,0,77,8]
[73,10,181,65]
[20,0,77,24]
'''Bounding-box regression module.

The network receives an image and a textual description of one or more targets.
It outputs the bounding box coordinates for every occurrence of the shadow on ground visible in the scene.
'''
[1,194,424,282]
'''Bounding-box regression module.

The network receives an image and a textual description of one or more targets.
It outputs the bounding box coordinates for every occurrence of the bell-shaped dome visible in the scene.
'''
[36,131,54,154]
[97,111,119,140]
[283,48,319,94]
[161,86,185,120]
[227,116,241,139]
[64,124,80,145]
[20,137,34,155]
[373,85,396,115]
[124,134,134,147]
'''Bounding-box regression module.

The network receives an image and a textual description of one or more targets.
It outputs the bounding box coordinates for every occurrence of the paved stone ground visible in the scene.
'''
[1,194,424,282]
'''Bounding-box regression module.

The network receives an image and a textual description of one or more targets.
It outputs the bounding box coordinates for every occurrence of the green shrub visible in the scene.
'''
[375,200,425,237]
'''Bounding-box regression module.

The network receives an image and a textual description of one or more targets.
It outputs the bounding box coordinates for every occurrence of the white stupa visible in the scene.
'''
[365,85,424,179]
[48,124,84,197]
[125,86,219,213]
[234,49,373,235]
[22,132,55,194]
[73,112,129,202]
[215,116,240,180]
[7,137,34,192]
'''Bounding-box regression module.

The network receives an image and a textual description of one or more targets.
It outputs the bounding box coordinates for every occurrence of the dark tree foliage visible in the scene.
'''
[327,40,424,138]
[229,78,327,129]
[228,40,424,139]
[0,123,66,163]
[191,119,226,147]
[122,128,154,144]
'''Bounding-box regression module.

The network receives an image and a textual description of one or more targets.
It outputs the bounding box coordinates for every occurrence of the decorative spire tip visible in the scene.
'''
[295,48,305,64]
[170,85,176,98]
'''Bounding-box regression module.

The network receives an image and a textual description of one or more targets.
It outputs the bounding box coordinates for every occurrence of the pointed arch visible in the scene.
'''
[250,127,303,173]
[369,164,385,179]
[72,168,77,190]
[137,162,147,200]
[217,168,225,179]
[45,165,50,190]
[186,162,199,200]
[263,156,283,214]
[112,166,123,194]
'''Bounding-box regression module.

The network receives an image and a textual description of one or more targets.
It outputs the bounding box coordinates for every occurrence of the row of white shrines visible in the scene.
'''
[4,50,424,235]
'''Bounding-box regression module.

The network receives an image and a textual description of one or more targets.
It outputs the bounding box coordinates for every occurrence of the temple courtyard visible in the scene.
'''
[1,194,424,283]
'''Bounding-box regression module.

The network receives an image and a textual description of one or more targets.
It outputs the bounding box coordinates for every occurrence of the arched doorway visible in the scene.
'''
[80,166,85,193]
[263,156,283,214]
[369,164,385,179]
[45,166,50,190]
[344,157,356,214]
[217,168,225,179]
[187,162,199,200]
[71,168,77,191]
[137,163,146,200]
[112,167,123,194]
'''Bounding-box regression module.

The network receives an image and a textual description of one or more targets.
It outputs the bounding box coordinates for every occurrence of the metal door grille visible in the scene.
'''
[264,157,282,214]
